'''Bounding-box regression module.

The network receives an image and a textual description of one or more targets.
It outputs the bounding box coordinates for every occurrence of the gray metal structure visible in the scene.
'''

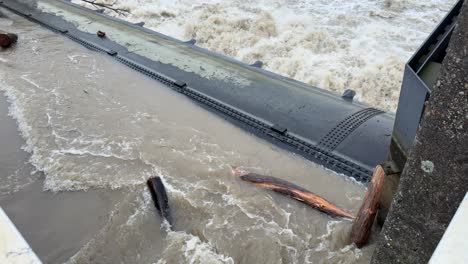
[391,0,464,166]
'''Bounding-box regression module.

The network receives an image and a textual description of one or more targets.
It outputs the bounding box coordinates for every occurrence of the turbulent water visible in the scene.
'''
[0,9,376,264]
[71,0,456,112]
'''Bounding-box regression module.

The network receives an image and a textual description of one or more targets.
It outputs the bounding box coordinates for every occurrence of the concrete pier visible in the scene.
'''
[0,208,42,264]
[371,1,468,263]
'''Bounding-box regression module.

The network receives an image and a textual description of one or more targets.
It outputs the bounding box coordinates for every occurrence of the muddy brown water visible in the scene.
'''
[0,8,376,264]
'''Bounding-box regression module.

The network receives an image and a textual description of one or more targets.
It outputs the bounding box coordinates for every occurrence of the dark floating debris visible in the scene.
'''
[147,176,173,227]
[0,31,18,48]
[97,30,106,38]
[233,167,354,219]
[80,0,130,16]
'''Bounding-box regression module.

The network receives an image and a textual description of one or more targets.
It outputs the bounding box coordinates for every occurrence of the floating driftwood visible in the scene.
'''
[233,166,387,247]
[0,31,18,48]
[351,165,386,248]
[233,168,354,219]
[147,176,173,226]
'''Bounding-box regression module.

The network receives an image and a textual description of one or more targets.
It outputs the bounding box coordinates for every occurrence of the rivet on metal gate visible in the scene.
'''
[271,124,287,135]
[107,50,117,56]
[174,81,187,89]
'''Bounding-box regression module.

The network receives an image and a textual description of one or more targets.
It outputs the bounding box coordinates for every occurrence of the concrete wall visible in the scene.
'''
[371,1,468,263]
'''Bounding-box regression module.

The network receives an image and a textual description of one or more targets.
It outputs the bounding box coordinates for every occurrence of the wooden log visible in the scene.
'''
[0,31,18,48]
[147,176,173,226]
[233,169,354,219]
[350,165,386,248]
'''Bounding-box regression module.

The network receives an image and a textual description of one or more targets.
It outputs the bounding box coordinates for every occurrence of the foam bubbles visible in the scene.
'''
[157,231,234,264]
[72,0,455,112]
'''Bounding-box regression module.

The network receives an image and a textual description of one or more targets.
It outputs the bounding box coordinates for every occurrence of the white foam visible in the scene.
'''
[71,0,455,112]
[160,231,234,264]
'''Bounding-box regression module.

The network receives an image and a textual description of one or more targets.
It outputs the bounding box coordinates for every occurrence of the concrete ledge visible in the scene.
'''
[0,207,42,264]
[430,193,468,264]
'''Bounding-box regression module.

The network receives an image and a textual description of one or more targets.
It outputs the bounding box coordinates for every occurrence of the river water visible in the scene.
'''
[0,8,373,264]
[73,0,456,112]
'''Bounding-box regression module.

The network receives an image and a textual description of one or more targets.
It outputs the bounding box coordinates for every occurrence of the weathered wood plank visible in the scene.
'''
[351,165,386,248]
[233,168,354,219]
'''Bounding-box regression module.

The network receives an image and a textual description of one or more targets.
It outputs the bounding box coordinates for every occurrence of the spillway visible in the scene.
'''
[0,0,395,183]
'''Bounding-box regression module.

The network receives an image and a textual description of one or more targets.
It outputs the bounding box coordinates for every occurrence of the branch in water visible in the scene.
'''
[232,168,355,219]
[79,0,130,16]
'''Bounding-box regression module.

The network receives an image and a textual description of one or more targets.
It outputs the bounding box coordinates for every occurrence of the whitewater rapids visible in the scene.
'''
[73,0,456,112]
